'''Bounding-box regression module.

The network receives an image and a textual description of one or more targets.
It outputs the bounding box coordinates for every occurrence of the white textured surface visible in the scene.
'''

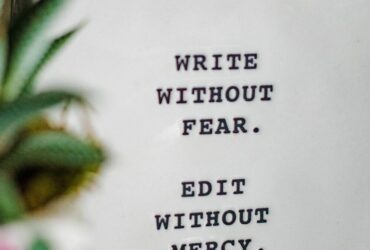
[41,0,370,249]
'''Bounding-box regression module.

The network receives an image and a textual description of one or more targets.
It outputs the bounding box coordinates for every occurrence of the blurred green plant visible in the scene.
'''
[0,0,105,224]
[30,238,51,250]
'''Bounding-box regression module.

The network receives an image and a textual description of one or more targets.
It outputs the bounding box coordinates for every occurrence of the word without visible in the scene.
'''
[157,85,273,105]
[155,207,269,230]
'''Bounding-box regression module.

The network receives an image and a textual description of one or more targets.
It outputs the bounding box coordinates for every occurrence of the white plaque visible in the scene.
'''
[49,1,370,249]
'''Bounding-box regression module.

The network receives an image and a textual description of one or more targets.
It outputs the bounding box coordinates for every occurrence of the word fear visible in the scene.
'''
[182,117,259,136]
[171,239,253,250]
[175,53,258,71]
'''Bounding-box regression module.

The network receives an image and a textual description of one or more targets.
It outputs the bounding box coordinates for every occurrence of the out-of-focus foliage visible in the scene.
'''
[0,0,105,224]
[30,238,51,250]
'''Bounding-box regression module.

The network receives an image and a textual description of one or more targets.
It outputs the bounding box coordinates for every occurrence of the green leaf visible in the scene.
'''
[2,0,67,101]
[30,238,51,250]
[0,90,83,134]
[20,25,82,96]
[0,131,104,171]
[0,171,24,223]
